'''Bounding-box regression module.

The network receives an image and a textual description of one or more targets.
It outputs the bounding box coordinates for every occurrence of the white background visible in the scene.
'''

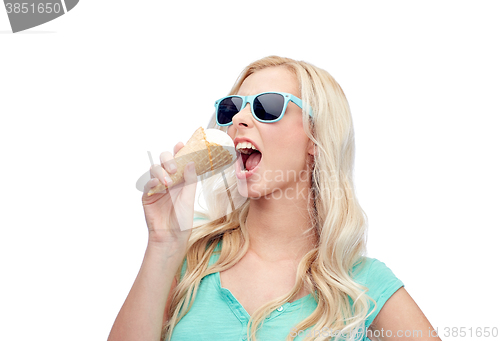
[1,1,499,340]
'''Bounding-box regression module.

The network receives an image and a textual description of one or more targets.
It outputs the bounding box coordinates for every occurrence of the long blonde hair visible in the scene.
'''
[161,56,376,341]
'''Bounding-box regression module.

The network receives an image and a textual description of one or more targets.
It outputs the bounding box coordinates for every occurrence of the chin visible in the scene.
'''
[236,180,284,201]
[236,182,262,199]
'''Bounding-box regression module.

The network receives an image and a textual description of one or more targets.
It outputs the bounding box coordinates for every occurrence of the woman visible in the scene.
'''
[108,56,440,341]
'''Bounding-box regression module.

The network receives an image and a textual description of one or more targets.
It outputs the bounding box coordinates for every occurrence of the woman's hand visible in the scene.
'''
[141,142,198,254]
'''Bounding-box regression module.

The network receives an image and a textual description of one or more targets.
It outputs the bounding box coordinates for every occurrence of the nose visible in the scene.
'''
[231,103,254,128]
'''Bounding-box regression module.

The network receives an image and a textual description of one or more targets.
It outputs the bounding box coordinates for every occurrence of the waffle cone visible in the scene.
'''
[147,127,234,196]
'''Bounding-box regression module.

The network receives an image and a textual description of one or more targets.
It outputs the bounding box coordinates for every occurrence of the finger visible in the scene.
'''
[150,163,172,187]
[142,178,170,204]
[173,142,184,156]
[143,177,160,193]
[160,151,177,174]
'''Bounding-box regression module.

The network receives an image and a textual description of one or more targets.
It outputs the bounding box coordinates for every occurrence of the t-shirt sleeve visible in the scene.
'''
[360,258,404,329]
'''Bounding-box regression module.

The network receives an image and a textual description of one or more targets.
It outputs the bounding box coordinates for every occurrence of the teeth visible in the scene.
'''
[236,141,258,153]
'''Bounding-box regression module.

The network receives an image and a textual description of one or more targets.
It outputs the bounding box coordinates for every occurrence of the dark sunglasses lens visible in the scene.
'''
[253,93,284,121]
[218,97,242,124]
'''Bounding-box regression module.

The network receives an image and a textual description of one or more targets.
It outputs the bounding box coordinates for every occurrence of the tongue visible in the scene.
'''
[245,152,262,171]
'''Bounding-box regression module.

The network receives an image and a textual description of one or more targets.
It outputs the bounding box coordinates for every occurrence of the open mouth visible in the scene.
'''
[240,148,262,172]
[235,141,263,176]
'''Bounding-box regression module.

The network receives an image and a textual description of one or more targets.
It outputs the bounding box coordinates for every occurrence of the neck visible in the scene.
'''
[244,184,317,263]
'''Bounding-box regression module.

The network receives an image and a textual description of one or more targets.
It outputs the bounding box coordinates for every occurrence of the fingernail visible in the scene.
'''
[168,163,177,173]
[164,177,173,186]
[188,162,195,171]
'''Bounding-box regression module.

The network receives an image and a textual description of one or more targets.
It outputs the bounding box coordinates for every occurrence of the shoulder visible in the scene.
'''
[351,257,405,328]
[352,257,402,286]
[180,237,222,281]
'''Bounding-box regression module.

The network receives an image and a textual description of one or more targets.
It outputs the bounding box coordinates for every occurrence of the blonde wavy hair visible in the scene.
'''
[161,56,376,341]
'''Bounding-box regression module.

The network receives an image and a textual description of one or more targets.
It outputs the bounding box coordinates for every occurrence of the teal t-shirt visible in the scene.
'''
[170,240,403,341]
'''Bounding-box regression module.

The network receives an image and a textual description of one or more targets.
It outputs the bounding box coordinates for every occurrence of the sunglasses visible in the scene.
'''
[214,91,312,126]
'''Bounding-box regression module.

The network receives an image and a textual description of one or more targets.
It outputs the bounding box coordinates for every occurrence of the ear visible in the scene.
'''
[307,139,317,156]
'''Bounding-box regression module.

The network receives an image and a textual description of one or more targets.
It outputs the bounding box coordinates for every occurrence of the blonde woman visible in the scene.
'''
[108,56,441,341]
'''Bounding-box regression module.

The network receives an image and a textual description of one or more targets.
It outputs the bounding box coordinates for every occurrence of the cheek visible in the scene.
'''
[227,125,236,139]
[266,137,309,170]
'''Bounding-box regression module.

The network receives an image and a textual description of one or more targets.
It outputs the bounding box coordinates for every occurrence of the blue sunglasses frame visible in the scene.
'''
[214,91,312,126]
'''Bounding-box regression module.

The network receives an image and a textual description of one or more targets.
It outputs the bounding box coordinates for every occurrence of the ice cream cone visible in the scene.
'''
[147,127,235,196]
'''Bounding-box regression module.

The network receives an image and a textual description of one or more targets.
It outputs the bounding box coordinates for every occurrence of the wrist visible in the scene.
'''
[146,239,187,260]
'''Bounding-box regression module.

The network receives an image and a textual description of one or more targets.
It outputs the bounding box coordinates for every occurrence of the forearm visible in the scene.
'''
[108,243,185,341]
